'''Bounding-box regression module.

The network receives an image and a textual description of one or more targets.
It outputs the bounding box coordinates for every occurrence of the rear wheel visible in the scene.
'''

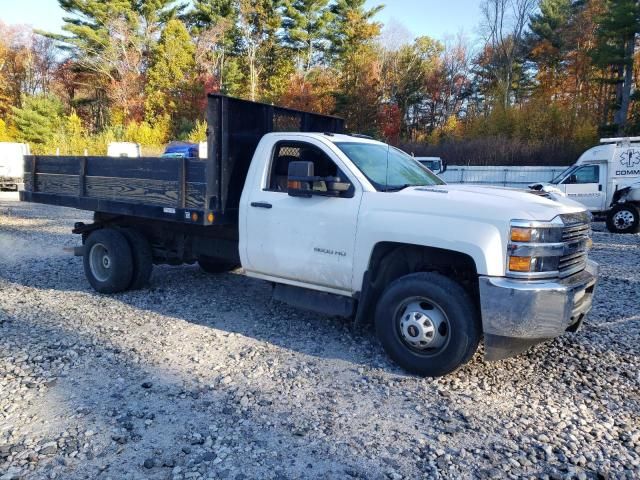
[375,272,481,377]
[83,229,133,293]
[197,256,239,273]
[121,228,153,289]
[606,204,640,233]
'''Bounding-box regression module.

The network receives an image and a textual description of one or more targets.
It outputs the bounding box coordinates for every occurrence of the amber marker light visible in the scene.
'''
[510,227,532,242]
[207,212,215,223]
[191,212,199,222]
[509,256,532,272]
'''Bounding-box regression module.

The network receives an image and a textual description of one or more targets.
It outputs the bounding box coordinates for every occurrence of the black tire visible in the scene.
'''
[197,257,238,273]
[375,272,481,377]
[121,228,153,289]
[83,229,134,293]
[606,204,640,233]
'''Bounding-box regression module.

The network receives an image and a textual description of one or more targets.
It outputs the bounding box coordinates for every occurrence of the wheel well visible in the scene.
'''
[355,242,479,325]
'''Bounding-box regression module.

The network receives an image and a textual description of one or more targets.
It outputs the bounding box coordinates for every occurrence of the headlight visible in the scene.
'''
[510,226,563,243]
[508,255,560,274]
[507,220,565,278]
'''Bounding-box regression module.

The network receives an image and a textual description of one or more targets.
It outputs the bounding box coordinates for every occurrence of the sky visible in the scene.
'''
[0,0,482,42]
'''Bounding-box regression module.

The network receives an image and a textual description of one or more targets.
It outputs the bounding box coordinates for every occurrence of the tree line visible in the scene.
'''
[0,0,639,164]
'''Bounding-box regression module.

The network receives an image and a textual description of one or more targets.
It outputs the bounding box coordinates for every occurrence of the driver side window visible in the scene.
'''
[266,141,353,197]
[563,165,599,184]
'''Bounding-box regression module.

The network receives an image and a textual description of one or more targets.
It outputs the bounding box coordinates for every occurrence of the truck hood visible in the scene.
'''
[397,184,586,221]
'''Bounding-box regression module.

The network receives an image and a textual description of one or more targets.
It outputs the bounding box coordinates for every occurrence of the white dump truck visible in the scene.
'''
[0,142,30,191]
[531,137,640,233]
[21,95,599,377]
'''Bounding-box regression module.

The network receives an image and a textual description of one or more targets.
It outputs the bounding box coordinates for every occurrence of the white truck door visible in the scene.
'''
[561,164,606,211]
[244,139,360,292]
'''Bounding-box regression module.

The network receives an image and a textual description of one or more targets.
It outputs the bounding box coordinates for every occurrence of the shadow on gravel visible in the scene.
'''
[0,311,388,479]
[0,251,392,370]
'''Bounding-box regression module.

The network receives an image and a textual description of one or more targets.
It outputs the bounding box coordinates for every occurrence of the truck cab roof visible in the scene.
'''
[262,132,384,145]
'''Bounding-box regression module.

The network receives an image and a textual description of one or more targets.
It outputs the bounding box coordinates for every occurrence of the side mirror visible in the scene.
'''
[440,159,447,174]
[567,174,577,184]
[287,161,315,197]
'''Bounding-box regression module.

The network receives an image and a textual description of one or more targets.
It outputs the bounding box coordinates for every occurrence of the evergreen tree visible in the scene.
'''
[591,0,640,134]
[11,95,64,147]
[236,0,288,101]
[187,0,241,93]
[49,0,182,124]
[282,0,332,71]
[145,19,197,132]
[328,0,383,131]
[527,0,573,88]
[188,0,238,34]
[328,0,383,63]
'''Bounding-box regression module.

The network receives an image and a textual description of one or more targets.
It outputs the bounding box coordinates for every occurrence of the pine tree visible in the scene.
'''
[328,0,383,63]
[282,0,332,71]
[236,0,288,101]
[528,0,573,91]
[591,0,640,134]
[328,0,383,132]
[49,0,182,124]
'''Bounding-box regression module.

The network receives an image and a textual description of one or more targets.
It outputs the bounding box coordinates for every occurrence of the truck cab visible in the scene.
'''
[415,156,447,175]
[533,137,640,233]
[240,132,597,375]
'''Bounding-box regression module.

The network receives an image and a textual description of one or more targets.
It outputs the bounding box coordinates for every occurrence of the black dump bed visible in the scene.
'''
[20,94,344,226]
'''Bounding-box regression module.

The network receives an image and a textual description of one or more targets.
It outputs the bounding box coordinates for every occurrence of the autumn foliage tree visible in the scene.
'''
[0,0,638,162]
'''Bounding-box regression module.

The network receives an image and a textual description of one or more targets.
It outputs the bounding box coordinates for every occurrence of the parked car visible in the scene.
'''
[531,137,640,233]
[0,142,30,191]
[162,142,200,158]
[107,142,141,158]
[20,94,598,377]
[415,156,447,175]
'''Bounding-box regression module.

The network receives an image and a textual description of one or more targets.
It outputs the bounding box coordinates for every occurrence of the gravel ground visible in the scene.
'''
[0,191,639,480]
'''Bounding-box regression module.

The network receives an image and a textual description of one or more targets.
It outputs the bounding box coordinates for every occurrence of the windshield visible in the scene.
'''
[335,142,444,191]
[551,165,577,184]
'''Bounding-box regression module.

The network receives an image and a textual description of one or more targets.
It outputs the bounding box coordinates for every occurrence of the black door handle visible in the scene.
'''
[251,202,272,209]
[598,184,602,191]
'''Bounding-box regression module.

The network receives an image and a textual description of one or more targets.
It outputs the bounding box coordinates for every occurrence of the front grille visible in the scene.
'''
[559,213,591,277]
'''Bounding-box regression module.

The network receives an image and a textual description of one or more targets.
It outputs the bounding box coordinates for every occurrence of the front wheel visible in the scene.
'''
[375,272,481,377]
[606,204,640,233]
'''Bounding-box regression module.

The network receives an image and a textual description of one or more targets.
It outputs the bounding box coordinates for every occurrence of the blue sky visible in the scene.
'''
[0,0,481,42]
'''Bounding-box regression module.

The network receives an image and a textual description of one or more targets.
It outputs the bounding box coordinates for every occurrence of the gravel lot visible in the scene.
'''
[1,191,639,480]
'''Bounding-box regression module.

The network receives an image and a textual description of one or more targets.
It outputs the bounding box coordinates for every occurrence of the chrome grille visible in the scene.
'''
[559,213,591,277]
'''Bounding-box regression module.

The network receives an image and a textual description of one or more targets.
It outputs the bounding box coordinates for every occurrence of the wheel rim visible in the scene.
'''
[395,297,450,354]
[89,243,112,282]
[613,209,635,230]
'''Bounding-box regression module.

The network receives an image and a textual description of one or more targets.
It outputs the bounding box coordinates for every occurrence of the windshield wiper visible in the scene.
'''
[384,184,416,192]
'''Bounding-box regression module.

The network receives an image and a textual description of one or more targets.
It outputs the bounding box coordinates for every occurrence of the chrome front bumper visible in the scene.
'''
[479,260,598,360]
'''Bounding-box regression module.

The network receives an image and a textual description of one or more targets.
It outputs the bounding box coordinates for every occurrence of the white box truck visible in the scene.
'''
[107,142,141,158]
[531,137,640,233]
[0,142,30,191]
